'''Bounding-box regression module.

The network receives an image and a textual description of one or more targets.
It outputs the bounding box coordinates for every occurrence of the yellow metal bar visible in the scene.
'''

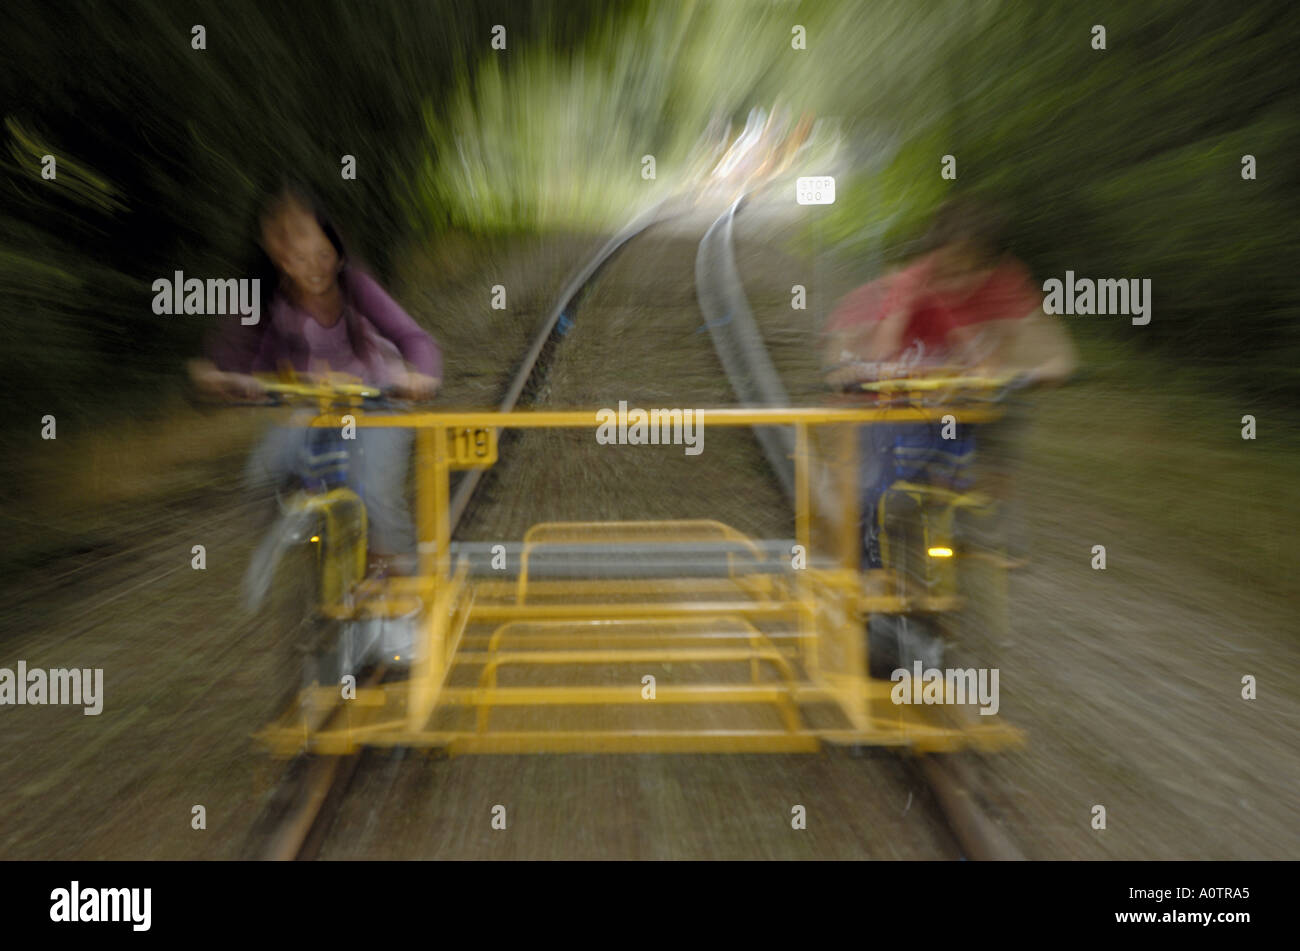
[794,426,811,559]
[468,600,798,621]
[441,684,798,706]
[408,426,457,732]
[856,373,1018,393]
[482,615,768,651]
[454,642,798,661]
[406,556,469,733]
[319,678,906,708]
[446,561,475,670]
[837,423,860,573]
[259,680,1025,755]
[416,427,436,579]
[406,607,439,734]
[472,577,773,599]
[385,575,765,596]
[322,589,956,622]
[519,519,765,550]
[318,405,1003,430]
[438,731,826,755]
[793,423,816,680]
[272,674,939,721]
[434,426,451,579]
[470,647,799,685]
[276,721,1024,756]
[266,726,814,756]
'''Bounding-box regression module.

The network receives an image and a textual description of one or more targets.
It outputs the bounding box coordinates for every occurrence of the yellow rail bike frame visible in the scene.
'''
[258,404,1023,757]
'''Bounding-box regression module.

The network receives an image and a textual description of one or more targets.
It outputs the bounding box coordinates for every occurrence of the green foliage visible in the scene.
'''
[413,0,990,233]
[816,0,1300,399]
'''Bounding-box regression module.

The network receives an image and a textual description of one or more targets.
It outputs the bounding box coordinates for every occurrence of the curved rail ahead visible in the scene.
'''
[695,196,798,498]
[448,199,676,529]
[695,196,844,521]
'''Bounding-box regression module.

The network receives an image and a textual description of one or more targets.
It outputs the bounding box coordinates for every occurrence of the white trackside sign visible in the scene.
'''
[796,176,835,205]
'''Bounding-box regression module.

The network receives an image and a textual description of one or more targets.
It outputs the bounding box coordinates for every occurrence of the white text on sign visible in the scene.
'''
[796,176,835,205]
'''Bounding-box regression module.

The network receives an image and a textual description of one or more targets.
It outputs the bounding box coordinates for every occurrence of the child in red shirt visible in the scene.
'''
[825,199,1076,569]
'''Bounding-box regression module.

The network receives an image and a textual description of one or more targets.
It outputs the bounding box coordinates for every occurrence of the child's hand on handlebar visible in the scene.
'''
[389,370,440,401]
[824,359,912,390]
[189,360,265,401]
[221,373,266,400]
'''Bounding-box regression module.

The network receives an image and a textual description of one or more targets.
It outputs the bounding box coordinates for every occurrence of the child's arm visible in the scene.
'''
[346,268,442,389]
[1012,309,1077,384]
[957,259,1077,385]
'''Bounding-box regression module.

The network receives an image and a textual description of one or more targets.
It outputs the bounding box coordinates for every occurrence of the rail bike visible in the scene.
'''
[246,372,1025,757]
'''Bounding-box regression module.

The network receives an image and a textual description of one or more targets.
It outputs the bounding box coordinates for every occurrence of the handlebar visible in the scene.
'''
[854,374,1018,393]
[847,370,1034,406]
[255,377,383,402]
[222,374,434,411]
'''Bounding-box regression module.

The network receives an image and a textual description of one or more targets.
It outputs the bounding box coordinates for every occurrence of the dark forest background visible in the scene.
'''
[3,0,1298,431]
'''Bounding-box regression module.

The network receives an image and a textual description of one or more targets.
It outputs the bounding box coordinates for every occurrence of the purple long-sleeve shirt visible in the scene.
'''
[209,267,442,386]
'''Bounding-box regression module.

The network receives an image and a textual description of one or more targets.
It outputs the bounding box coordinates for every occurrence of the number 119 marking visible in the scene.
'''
[447,427,496,467]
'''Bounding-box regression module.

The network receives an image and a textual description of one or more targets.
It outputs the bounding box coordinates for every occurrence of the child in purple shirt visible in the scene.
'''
[190,185,442,571]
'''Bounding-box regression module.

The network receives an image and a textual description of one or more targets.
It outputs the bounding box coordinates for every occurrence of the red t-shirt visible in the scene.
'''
[879,254,1040,361]
[827,254,1040,365]
[825,276,896,337]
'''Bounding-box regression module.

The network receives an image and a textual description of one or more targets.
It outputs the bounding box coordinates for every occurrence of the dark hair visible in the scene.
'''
[257,180,373,365]
[924,197,1008,264]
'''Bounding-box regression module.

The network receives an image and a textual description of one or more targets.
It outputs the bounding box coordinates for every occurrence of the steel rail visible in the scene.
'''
[447,199,673,528]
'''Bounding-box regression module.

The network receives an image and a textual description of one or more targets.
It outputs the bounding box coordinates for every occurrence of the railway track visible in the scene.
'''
[254,193,1025,861]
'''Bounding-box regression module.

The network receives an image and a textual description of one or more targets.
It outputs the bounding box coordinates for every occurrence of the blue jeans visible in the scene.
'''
[246,416,416,556]
[859,422,976,567]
